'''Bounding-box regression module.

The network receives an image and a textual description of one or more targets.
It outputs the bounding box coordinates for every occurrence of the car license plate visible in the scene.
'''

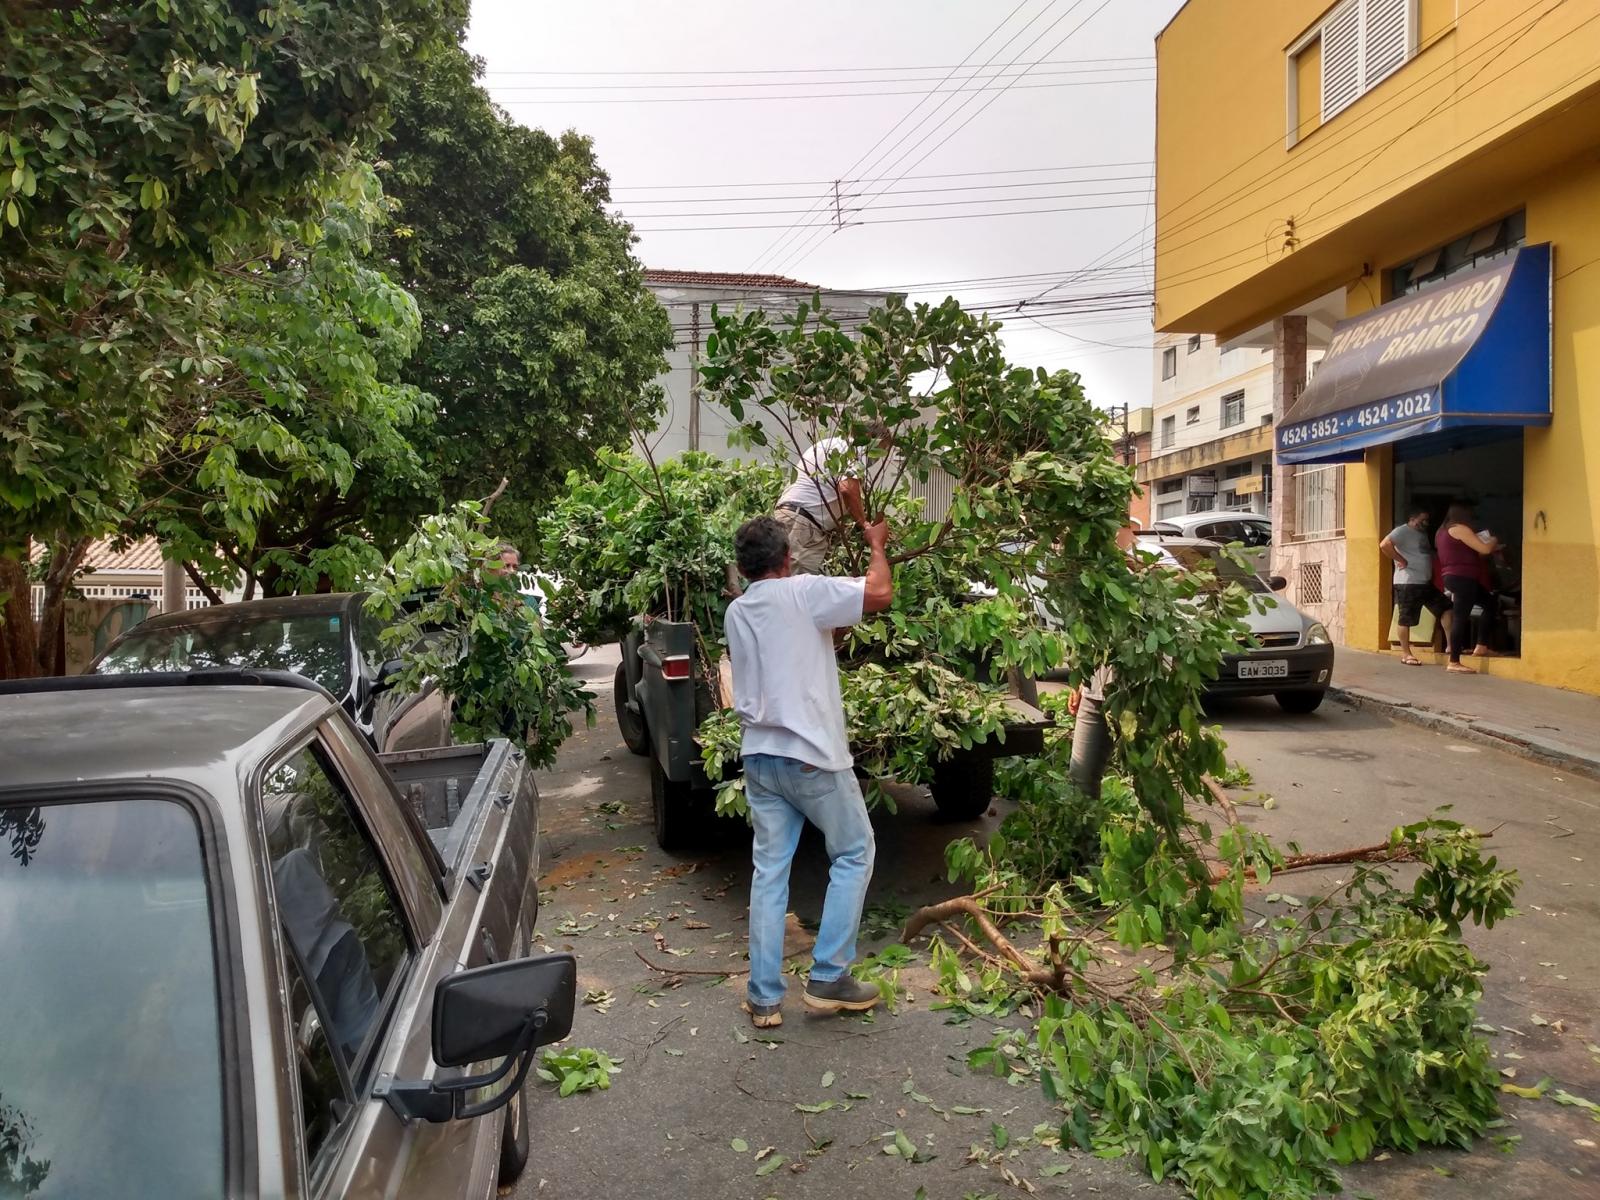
[1238,659,1288,680]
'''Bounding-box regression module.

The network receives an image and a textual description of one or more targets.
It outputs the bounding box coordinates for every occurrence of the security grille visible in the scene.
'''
[1298,562,1325,606]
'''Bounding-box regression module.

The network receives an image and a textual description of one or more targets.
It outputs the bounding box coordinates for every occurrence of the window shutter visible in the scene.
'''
[1363,0,1411,88]
[1321,1,1362,119]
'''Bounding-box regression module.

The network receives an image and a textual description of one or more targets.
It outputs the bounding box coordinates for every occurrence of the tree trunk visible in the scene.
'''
[0,551,40,679]
[34,536,91,674]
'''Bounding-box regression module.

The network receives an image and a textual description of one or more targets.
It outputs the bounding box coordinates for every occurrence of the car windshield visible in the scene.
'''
[97,610,351,693]
[1159,544,1272,594]
[0,797,223,1198]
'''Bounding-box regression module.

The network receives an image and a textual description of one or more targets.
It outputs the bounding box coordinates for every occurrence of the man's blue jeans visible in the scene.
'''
[743,753,875,1007]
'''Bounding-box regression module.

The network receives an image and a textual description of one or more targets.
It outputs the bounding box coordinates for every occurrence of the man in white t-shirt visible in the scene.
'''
[724,513,893,1026]
[772,426,892,574]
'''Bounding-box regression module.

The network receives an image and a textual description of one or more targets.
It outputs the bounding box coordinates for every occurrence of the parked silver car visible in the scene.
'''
[0,671,571,1199]
[1155,538,1335,713]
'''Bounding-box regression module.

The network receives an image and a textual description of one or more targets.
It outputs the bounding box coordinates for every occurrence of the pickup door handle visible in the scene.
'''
[467,861,493,892]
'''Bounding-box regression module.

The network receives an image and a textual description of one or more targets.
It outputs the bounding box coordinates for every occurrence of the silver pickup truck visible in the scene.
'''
[0,670,574,1200]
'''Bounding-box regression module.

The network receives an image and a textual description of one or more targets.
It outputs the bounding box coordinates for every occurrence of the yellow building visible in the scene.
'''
[1154,0,1600,694]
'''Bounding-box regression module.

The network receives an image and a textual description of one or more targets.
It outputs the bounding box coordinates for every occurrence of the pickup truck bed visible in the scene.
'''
[383,742,514,876]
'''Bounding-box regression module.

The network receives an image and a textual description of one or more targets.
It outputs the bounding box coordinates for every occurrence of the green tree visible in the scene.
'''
[368,44,674,551]
[0,0,466,675]
[141,179,435,599]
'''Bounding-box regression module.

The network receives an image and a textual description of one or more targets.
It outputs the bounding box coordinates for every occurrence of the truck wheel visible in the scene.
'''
[651,756,703,851]
[497,1082,531,1184]
[929,758,995,821]
[615,661,649,756]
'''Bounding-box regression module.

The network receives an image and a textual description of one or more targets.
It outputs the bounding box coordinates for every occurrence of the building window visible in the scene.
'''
[1185,406,1201,427]
[1157,499,1184,520]
[1160,415,1175,448]
[1288,0,1415,143]
[1156,478,1184,495]
[1188,494,1216,514]
[1224,460,1254,479]
[1187,334,1202,355]
[1390,211,1526,296]
[1161,347,1177,380]
[1293,465,1341,538]
[1220,390,1245,429]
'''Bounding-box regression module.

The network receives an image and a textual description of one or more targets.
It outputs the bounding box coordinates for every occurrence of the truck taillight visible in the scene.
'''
[661,654,692,681]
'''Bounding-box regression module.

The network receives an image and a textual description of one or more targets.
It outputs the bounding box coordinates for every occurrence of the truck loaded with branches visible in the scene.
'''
[538,295,1522,1198]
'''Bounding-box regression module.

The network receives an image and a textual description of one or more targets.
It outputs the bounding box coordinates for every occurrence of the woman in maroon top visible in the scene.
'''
[1436,501,1501,674]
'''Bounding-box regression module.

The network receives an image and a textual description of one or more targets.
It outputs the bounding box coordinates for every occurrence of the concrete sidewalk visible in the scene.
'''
[1330,647,1600,779]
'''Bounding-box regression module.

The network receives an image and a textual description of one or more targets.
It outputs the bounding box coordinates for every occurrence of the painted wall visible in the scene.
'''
[1154,0,1600,337]
[643,281,890,461]
[1335,159,1600,693]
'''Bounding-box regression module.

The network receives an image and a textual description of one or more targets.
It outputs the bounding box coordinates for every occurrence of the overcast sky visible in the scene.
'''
[467,0,1187,416]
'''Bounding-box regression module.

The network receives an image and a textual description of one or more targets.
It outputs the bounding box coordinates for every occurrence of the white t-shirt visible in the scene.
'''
[725,574,866,770]
[777,437,863,529]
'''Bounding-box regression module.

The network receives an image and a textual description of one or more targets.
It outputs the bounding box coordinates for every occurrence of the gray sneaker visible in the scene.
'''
[802,974,881,1014]
[742,998,783,1028]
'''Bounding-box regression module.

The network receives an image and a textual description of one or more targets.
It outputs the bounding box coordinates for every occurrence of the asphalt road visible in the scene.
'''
[511,649,1600,1200]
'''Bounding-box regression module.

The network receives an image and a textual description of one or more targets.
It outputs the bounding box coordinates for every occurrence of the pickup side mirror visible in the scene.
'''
[370,657,407,695]
[375,953,576,1123]
[1268,574,1289,592]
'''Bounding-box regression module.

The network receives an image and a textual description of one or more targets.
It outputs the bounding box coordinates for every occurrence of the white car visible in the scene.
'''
[518,572,588,661]
[1155,538,1334,713]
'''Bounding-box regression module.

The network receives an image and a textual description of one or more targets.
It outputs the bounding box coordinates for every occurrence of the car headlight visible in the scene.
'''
[1305,621,1331,645]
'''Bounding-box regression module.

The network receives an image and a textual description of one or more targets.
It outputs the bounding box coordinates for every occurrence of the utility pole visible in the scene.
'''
[687,300,701,452]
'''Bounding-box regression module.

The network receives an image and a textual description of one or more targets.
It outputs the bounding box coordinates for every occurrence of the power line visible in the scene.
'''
[635,198,1150,233]
[747,0,1041,274]
[483,65,1153,90]
[479,54,1152,76]
[491,75,1149,105]
[612,172,1152,204]
[611,159,1152,191]
[771,0,1088,272]
[782,0,1120,275]
[622,186,1152,220]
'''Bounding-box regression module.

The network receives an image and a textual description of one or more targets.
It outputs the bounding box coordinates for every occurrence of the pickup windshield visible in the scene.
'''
[0,796,223,1198]
[97,610,352,694]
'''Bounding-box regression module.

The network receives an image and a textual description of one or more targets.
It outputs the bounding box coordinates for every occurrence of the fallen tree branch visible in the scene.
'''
[1200,774,1239,825]
[902,895,1055,987]
[1210,840,1414,883]
[635,947,744,977]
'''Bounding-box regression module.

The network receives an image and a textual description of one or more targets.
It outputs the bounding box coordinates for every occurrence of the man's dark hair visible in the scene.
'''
[736,516,790,579]
[1406,501,1430,519]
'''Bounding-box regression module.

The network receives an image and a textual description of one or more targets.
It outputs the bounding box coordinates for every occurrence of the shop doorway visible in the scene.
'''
[1391,429,1524,656]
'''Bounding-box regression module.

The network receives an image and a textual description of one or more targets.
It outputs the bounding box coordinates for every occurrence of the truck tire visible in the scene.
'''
[497,1081,531,1184]
[929,757,995,821]
[615,661,649,756]
[651,755,705,851]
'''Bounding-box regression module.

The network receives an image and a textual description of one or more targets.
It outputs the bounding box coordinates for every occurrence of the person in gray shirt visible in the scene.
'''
[1381,504,1450,665]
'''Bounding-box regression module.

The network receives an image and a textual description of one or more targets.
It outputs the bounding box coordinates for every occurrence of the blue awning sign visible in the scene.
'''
[1275,244,1551,464]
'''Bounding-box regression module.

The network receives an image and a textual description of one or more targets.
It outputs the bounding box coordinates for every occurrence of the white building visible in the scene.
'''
[1139,333,1280,523]
[640,268,895,461]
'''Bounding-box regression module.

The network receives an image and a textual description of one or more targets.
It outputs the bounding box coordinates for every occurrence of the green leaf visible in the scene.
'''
[991,1122,1009,1150]
[754,1153,787,1177]
[730,1138,749,1153]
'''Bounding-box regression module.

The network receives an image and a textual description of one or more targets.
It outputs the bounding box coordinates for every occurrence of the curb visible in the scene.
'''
[1329,685,1600,783]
